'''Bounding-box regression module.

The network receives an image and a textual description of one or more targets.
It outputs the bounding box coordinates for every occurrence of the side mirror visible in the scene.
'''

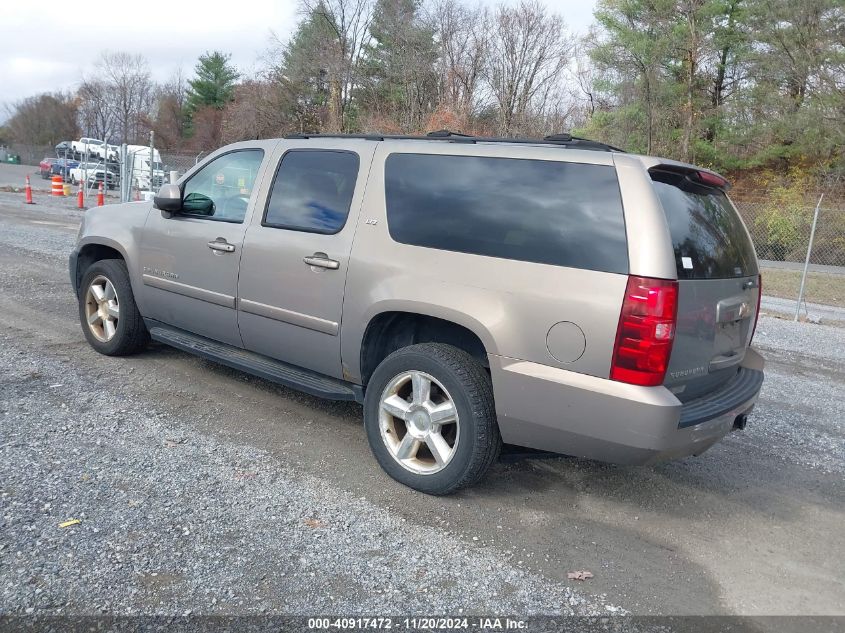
[154,184,182,216]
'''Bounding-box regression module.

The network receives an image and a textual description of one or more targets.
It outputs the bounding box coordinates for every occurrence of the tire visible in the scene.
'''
[78,259,149,356]
[364,343,501,495]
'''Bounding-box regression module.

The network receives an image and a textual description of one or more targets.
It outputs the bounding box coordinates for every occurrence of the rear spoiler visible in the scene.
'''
[641,158,731,191]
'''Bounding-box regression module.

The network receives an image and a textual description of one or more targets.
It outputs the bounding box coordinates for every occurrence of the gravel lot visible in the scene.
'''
[0,194,843,620]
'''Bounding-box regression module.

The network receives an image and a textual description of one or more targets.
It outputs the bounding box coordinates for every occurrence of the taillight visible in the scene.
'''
[750,274,762,343]
[610,276,679,387]
[696,170,729,188]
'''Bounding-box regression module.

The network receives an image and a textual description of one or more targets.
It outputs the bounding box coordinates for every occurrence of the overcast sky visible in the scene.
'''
[0,0,598,114]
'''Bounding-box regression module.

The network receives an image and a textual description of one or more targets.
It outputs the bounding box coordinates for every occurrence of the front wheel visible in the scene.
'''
[78,259,149,356]
[364,343,501,495]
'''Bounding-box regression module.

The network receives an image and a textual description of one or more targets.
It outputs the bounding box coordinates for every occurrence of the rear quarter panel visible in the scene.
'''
[341,142,630,383]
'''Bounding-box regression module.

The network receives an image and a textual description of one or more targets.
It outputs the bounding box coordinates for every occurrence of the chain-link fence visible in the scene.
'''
[734,198,845,267]
[4,143,53,166]
[732,191,845,316]
[159,151,208,183]
[115,148,205,202]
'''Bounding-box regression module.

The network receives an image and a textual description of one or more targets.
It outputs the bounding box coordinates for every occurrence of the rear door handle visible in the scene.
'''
[303,253,340,270]
[207,239,235,253]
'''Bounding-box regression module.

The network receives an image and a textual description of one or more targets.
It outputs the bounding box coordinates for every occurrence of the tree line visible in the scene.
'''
[3,0,843,178]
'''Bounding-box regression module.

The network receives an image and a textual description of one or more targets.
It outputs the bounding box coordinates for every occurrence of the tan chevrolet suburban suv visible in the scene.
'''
[70,132,765,494]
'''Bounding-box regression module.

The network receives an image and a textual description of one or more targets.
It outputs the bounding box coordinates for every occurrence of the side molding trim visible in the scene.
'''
[239,298,339,336]
[142,274,236,309]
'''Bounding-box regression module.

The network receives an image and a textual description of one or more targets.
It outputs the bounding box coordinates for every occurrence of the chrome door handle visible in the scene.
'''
[207,239,235,253]
[303,253,340,270]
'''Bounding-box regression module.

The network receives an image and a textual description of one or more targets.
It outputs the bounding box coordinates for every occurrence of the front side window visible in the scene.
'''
[181,149,264,223]
[263,150,359,234]
[384,153,628,273]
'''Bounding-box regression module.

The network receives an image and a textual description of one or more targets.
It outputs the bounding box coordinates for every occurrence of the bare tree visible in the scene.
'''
[221,78,298,142]
[5,92,78,149]
[300,0,375,132]
[430,0,490,120]
[486,0,574,135]
[84,52,154,143]
[150,68,190,148]
[571,41,602,123]
[165,68,189,120]
[77,80,115,141]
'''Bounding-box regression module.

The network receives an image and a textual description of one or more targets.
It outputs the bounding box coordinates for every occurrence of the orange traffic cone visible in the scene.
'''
[77,180,85,209]
[97,182,105,207]
[25,175,35,204]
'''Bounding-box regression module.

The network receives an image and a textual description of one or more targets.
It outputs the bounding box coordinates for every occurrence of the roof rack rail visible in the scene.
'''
[284,133,386,141]
[281,131,623,153]
[426,129,472,138]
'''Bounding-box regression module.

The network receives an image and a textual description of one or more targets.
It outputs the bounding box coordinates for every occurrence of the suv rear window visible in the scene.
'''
[651,170,757,279]
[384,154,628,273]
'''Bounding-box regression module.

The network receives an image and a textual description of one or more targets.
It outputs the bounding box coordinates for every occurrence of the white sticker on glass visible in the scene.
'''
[682,256,693,269]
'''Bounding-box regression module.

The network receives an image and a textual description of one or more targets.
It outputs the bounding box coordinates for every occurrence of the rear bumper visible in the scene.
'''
[489,348,764,465]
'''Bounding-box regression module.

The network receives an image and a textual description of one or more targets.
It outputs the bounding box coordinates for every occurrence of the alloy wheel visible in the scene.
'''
[84,275,120,342]
[378,370,460,475]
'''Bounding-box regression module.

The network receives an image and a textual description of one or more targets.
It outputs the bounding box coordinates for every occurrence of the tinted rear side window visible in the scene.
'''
[264,150,359,234]
[651,170,757,279]
[384,154,628,273]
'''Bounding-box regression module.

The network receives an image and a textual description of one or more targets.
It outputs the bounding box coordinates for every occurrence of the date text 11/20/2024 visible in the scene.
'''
[307,617,528,630]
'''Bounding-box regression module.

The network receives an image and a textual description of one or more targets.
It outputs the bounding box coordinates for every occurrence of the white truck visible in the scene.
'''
[68,162,118,189]
[70,138,119,161]
[125,145,165,191]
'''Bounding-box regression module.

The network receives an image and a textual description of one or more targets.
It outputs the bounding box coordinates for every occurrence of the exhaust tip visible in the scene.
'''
[733,414,748,431]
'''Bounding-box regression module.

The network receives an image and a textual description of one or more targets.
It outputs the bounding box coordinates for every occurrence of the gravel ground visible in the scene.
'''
[0,342,620,616]
[0,196,843,620]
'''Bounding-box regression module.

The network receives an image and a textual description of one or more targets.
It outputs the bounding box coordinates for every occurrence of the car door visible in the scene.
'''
[138,144,274,347]
[237,142,375,379]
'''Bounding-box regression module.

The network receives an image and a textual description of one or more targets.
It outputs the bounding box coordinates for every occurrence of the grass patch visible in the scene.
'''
[761,268,845,308]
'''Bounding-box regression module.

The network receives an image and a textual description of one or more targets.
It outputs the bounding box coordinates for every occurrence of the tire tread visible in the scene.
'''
[365,342,501,494]
[79,258,149,356]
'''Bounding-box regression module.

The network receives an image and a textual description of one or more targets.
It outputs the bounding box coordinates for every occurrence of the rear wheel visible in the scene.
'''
[78,259,149,356]
[364,343,501,495]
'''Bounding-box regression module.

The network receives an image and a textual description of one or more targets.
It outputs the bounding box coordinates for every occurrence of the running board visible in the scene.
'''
[146,321,363,403]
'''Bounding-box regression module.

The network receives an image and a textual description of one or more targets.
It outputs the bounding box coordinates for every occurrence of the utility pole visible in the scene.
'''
[149,130,155,193]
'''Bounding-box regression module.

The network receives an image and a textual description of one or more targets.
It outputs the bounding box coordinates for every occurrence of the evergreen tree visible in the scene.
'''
[361,0,439,132]
[588,0,676,155]
[186,51,240,113]
[275,8,337,132]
